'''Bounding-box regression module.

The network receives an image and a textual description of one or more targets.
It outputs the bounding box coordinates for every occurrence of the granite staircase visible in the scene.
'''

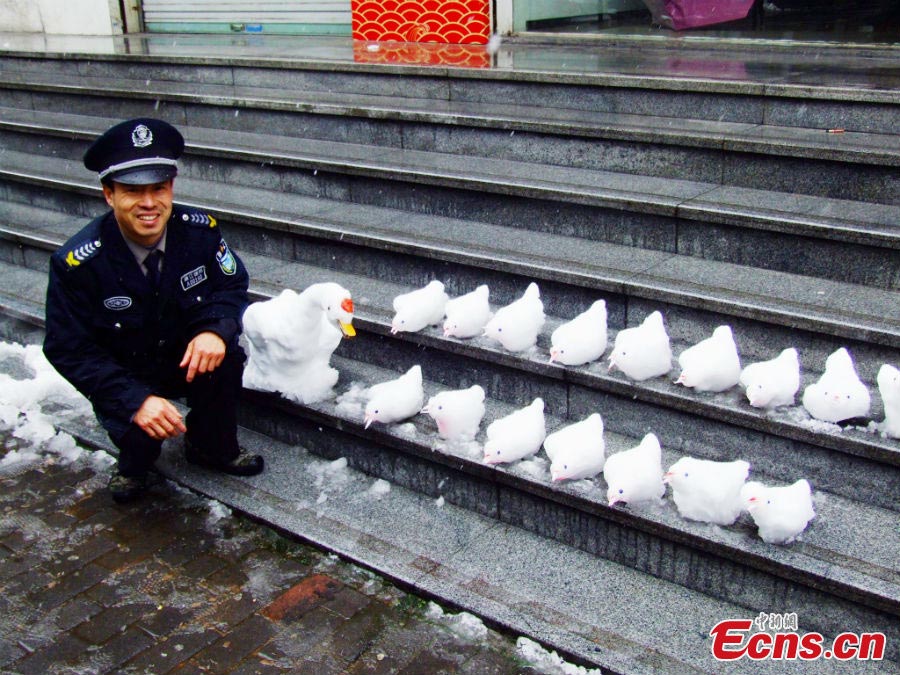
[0,43,898,674]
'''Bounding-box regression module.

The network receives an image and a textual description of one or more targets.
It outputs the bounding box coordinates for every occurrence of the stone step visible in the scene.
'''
[0,68,898,207]
[1,48,898,134]
[3,227,898,504]
[2,215,898,496]
[2,178,899,497]
[1,107,898,293]
[60,416,900,675]
[2,145,898,362]
[1,261,898,666]
[3,216,899,587]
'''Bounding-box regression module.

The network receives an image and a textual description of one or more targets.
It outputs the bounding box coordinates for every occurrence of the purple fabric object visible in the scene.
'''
[642,0,755,30]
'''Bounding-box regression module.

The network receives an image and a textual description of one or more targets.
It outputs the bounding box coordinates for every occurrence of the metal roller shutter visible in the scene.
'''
[142,0,352,34]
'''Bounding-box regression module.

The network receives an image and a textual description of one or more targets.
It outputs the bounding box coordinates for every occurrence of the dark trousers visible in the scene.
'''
[111,350,244,477]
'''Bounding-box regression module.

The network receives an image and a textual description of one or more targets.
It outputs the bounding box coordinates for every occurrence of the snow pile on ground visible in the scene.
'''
[435,437,482,461]
[366,478,391,500]
[307,456,350,489]
[0,341,100,469]
[515,456,548,481]
[425,601,489,643]
[169,481,237,535]
[516,637,604,675]
[306,456,351,512]
[783,405,842,434]
[205,500,233,528]
[335,382,366,418]
[0,341,247,530]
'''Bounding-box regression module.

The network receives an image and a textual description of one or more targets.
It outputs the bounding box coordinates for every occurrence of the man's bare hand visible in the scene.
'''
[180,331,226,383]
[134,395,186,440]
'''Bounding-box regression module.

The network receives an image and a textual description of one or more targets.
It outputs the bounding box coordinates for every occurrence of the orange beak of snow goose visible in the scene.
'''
[339,297,356,338]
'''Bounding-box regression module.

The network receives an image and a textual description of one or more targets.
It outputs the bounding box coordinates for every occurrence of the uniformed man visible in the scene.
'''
[44,117,264,504]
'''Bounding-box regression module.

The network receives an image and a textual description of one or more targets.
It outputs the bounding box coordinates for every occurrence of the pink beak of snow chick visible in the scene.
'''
[662,471,674,484]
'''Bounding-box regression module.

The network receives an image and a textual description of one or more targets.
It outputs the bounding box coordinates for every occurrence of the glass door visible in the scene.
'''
[512,0,645,33]
[508,0,900,44]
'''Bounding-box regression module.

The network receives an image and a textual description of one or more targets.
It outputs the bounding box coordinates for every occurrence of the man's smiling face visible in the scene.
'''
[103,178,174,247]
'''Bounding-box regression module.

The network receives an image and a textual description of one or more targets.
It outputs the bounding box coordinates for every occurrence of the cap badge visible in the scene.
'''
[131,124,153,148]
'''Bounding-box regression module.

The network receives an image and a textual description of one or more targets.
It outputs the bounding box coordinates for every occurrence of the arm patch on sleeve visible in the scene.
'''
[64,239,103,268]
[216,239,237,275]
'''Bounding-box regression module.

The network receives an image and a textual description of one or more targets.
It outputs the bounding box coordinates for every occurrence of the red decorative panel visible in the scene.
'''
[351,0,490,45]
[353,41,489,68]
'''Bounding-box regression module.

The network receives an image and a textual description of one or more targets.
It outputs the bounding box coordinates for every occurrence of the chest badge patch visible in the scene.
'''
[216,239,237,276]
[181,266,207,291]
[103,296,132,310]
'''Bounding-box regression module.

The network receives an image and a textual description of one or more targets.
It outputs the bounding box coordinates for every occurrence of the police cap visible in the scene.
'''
[83,118,184,185]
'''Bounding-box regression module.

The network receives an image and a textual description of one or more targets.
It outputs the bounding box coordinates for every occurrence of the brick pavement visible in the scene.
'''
[0,439,534,675]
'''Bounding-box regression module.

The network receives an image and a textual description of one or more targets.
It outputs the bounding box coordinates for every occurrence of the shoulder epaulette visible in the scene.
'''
[63,237,103,269]
[180,210,218,229]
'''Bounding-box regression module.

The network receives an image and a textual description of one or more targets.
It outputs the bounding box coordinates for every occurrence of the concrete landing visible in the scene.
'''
[0,32,898,101]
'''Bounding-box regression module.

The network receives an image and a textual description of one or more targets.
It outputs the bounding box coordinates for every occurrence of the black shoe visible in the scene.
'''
[109,473,148,504]
[184,440,264,477]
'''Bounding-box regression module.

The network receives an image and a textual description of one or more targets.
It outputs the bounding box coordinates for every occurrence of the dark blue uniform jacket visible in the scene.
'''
[43,205,249,437]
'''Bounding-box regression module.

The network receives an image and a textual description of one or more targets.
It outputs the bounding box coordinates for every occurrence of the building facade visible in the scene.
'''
[2,0,897,46]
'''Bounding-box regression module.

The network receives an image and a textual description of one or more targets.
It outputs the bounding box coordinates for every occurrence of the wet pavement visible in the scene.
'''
[0,437,538,675]
[0,31,897,95]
